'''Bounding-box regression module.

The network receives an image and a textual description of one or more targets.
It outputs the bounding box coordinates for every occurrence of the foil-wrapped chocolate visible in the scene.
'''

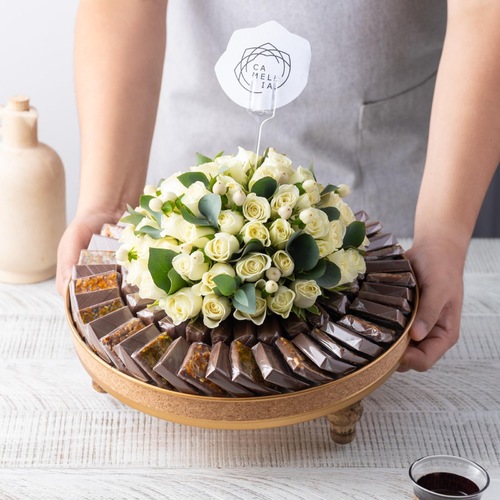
[158,316,181,340]
[308,328,369,366]
[280,314,310,338]
[274,337,333,385]
[256,315,283,345]
[178,343,227,397]
[252,342,310,391]
[120,267,139,295]
[72,264,118,279]
[73,271,121,294]
[360,282,414,301]
[355,210,370,222]
[366,233,398,252]
[349,298,407,330]
[70,284,121,312]
[78,249,117,265]
[230,340,281,395]
[357,291,411,314]
[321,321,384,358]
[206,342,253,397]
[319,292,351,317]
[153,337,199,395]
[365,272,416,288]
[233,320,257,347]
[87,234,122,251]
[210,317,233,345]
[126,293,155,314]
[77,297,124,328]
[364,245,405,260]
[114,324,162,381]
[292,333,356,375]
[338,314,397,344]
[365,220,383,237]
[306,305,330,330]
[185,317,211,344]
[365,259,412,274]
[136,305,167,325]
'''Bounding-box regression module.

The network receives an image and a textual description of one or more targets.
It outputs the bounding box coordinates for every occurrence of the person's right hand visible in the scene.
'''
[56,207,124,295]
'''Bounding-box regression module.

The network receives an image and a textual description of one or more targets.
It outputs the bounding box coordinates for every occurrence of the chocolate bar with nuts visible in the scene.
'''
[338,314,397,344]
[365,272,416,288]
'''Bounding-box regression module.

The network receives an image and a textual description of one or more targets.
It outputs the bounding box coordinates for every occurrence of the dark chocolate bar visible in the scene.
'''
[365,259,412,274]
[366,233,398,252]
[77,297,124,326]
[137,305,167,325]
[233,320,257,347]
[349,298,407,329]
[365,272,416,288]
[360,282,414,301]
[256,315,282,345]
[158,316,182,340]
[319,293,351,316]
[354,210,369,222]
[73,271,120,294]
[364,245,405,260]
[280,314,310,338]
[306,305,329,329]
[71,284,121,312]
[185,317,211,344]
[338,314,397,344]
[210,317,233,345]
[72,264,118,279]
[120,267,140,295]
[126,293,155,314]
[357,291,411,314]
[365,220,383,237]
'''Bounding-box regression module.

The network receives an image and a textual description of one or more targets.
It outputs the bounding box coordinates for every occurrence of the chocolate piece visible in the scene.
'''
[210,317,233,345]
[365,259,412,274]
[343,279,360,296]
[256,315,282,345]
[338,314,397,344]
[252,342,310,391]
[206,342,253,397]
[71,284,121,312]
[72,264,118,279]
[120,267,139,295]
[114,324,162,381]
[321,321,384,358]
[308,328,369,366]
[230,340,281,395]
[158,316,182,340]
[233,320,257,347]
[275,337,334,385]
[100,223,125,239]
[355,210,369,222]
[364,245,405,260]
[365,220,383,237]
[137,305,167,325]
[360,282,414,301]
[126,293,155,314]
[365,272,416,288]
[77,297,124,326]
[185,317,211,343]
[292,333,356,375]
[132,332,173,387]
[349,298,407,329]
[319,293,351,316]
[178,343,227,396]
[280,314,310,338]
[78,249,117,265]
[306,305,329,329]
[366,233,398,252]
[357,291,411,314]
[73,271,120,294]
[87,234,121,251]
[153,337,199,395]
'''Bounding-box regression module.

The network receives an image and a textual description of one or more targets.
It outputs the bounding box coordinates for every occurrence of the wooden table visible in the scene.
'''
[1,239,499,499]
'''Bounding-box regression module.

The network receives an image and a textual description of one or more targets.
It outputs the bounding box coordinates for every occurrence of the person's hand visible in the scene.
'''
[56,207,123,296]
[398,238,465,372]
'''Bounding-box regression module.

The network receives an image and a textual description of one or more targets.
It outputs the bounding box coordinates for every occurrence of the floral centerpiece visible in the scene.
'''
[117,148,367,328]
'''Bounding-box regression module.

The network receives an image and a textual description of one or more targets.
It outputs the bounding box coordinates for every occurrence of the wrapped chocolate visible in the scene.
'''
[70,282,121,313]
[73,270,121,294]
[77,297,124,328]
[364,245,405,260]
[233,320,257,347]
[137,305,167,325]
[308,328,370,366]
[72,264,118,279]
[338,314,397,344]
[360,281,414,301]
[206,342,253,397]
[178,343,227,397]
[365,220,383,237]
[275,337,333,385]
[131,332,173,387]
[153,337,199,395]
[280,314,310,338]
[349,298,408,330]
[355,210,369,222]
[185,317,211,344]
[256,315,282,345]
[87,234,122,251]
[365,258,412,274]
[114,324,162,381]
[210,317,233,345]
[126,293,155,314]
[319,292,351,317]
[78,249,117,265]
[252,342,310,391]
[120,267,139,295]
[321,321,384,358]
[158,316,180,340]
[357,290,411,314]
[292,333,356,375]
[366,233,398,252]
[230,340,281,395]
[365,272,416,288]
[306,305,330,329]
[100,223,125,239]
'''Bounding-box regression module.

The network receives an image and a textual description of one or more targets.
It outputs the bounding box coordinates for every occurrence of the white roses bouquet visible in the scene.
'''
[117,148,367,328]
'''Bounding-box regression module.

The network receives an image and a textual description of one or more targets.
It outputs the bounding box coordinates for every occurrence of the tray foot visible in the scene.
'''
[327,401,364,444]
[92,380,107,394]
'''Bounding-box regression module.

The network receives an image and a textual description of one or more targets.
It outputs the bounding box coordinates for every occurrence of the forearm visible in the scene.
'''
[414,0,500,254]
[75,0,167,218]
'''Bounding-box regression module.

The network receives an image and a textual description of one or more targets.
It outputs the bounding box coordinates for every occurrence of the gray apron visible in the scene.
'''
[149,0,447,237]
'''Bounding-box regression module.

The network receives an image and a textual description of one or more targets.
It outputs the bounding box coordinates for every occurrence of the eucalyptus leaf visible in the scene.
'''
[195,152,213,165]
[177,171,210,188]
[240,239,265,258]
[255,147,270,169]
[298,258,326,280]
[140,194,162,223]
[232,283,257,314]
[286,231,319,272]
[320,184,339,195]
[214,151,224,159]
[135,225,163,239]
[251,177,278,199]
[343,221,366,249]
[178,205,213,227]
[148,248,177,293]
[120,205,145,227]
[315,260,341,289]
[199,193,221,229]
[320,207,341,221]
[213,274,238,296]
[167,268,188,295]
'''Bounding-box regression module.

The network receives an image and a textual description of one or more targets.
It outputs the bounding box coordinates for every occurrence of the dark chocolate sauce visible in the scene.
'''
[417,472,479,496]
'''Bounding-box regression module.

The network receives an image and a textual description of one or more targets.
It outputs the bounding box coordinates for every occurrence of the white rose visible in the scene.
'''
[269,218,294,249]
[295,193,313,210]
[289,165,315,184]
[233,290,267,325]
[272,250,295,277]
[239,221,271,246]
[216,174,245,207]
[248,165,281,188]
[327,248,366,286]
[267,285,296,319]
[291,279,322,309]
[202,294,231,328]
[270,184,300,216]
[159,172,188,198]
[337,184,351,197]
[337,200,356,225]
[302,208,330,239]
[215,149,253,185]
[180,220,215,246]
[136,273,166,302]
[199,262,236,295]
[235,252,272,282]
[181,181,211,217]
[189,161,219,178]
[218,209,245,235]
[160,213,185,241]
[318,191,342,209]
[260,148,293,174]
[328,220,346,250]
[159,287,203,325]
[242,193,271,223]
[316,239,335,258]
[204,233,240,262]
[172,252,209,281]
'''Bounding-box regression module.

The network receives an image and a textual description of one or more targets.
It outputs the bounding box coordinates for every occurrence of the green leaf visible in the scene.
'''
[298,259,326,280]
[256,147,270,168]
[167,268,189,294]
[320,184,339,195]
[295,182,306,195]
[286,231,319,272]
[320,207,341,221]
[239,239,265,259]
[213,151,224,159]
[140,195,162,222]
[251,177,278,199]
[178,205,213,227]
[148,248,177,293]
[195,152,213,165]
[315,260,341,289]
[343,221,366,249]
[177,171,210,188]
[198,194,221,229]
[120,205,144,227]
[232,283,257,314]
[213,274,238,297]
[306,304,320,315]
[135,225,163,239]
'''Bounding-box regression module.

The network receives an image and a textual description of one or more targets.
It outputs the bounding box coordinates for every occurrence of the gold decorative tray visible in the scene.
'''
[65,290,417,444]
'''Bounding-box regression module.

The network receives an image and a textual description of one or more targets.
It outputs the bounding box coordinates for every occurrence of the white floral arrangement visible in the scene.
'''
[117,148,367,328]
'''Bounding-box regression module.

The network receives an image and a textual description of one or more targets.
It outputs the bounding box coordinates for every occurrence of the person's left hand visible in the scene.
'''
[398,238,465,372]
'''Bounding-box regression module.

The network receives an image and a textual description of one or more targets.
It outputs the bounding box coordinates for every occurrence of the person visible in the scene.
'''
[56,0,500,372]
